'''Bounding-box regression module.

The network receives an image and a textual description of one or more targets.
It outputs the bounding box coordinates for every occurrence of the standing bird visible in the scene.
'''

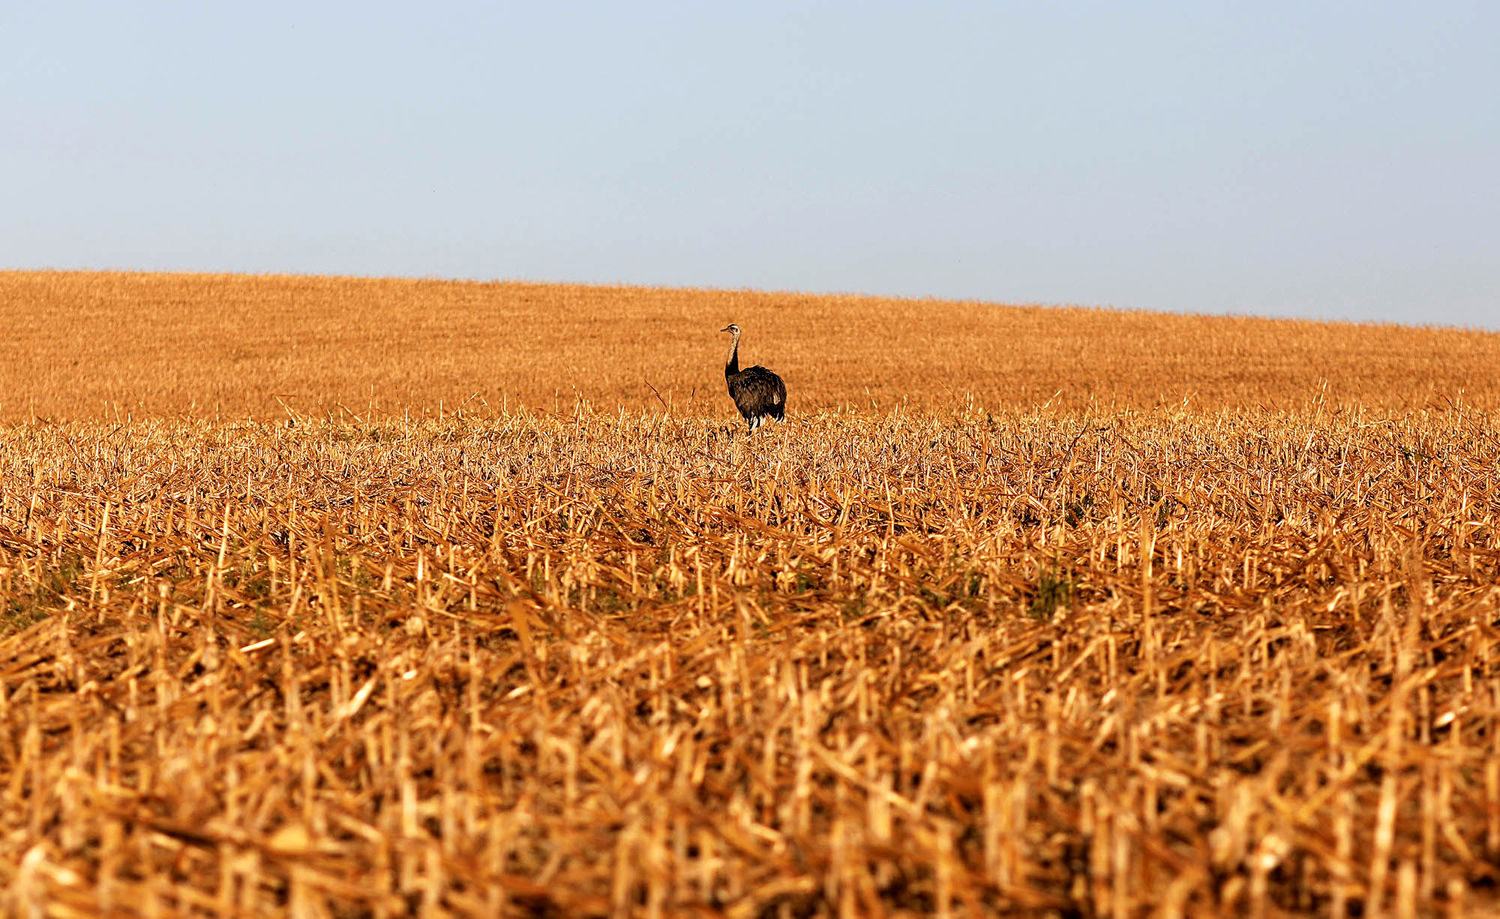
[721,324,786,432]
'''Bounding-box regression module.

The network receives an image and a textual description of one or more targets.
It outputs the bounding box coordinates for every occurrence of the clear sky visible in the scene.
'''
[4,3,1497,328]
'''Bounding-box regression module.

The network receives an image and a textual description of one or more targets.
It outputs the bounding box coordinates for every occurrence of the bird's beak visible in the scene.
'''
[720,326,732,332]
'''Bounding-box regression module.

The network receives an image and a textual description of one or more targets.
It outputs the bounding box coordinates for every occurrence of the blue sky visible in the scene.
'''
[3,3,1496,328]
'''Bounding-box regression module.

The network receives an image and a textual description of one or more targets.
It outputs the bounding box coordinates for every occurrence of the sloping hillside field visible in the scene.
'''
[3,270,1499,419]
[3,272,1500,916]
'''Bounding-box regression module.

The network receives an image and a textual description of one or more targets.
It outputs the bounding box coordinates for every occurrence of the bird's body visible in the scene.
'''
[721,324,786,432]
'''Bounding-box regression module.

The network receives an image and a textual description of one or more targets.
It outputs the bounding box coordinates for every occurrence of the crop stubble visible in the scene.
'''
[4,270,1499,419]
[1,272,1500,915]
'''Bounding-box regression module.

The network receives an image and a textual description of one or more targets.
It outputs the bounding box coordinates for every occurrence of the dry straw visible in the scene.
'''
[0,405,1498,916]
[1,271,1500,915]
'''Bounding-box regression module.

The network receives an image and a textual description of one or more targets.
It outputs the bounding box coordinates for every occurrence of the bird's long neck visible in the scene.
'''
[725,332,741,377]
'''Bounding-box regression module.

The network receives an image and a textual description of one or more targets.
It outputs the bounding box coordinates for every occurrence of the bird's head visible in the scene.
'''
[720,324,740,335]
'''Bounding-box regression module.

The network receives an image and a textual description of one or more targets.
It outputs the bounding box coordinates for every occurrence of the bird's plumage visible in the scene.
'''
[721,324,786,432]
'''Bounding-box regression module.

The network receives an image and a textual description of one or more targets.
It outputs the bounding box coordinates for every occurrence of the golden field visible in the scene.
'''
[3,270,1499,419]
[3,271,1500,916]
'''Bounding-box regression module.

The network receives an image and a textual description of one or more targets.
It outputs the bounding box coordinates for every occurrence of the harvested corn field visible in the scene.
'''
[3,406,1500,916]
[3,271,1500,916]
[4,270,1500,420]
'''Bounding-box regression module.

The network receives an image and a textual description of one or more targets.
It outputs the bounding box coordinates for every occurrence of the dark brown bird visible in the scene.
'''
[721,324,786,432]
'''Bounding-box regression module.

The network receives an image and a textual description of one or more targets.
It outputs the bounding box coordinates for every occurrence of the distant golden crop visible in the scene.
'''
[3,271,1500,916]
[3,270,1499,420]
